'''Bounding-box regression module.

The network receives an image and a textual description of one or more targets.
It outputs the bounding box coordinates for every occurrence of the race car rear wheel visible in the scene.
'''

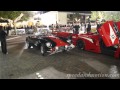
[77,40,85,50]
[40,44,46,56]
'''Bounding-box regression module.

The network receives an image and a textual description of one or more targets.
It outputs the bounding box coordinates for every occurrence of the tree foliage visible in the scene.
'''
[91,11,120,22]
[0,11,33,35]
[0,11,33,21]
[20,11,33,21]
[103,11,120,22]
[91,11,104,20]
[90,11,98,20]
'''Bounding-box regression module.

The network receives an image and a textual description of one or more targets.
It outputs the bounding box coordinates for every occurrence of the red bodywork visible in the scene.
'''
[31,34,70,47]
[98,21,119,47]
[53,31,79,45]
[53,21,120,58]
[48,36,69,46]
[116,21,120,31]
[77,33,101,53]
[53,32,101,53]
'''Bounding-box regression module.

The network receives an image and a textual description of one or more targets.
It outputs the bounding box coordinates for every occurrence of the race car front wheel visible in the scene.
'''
[77,40,85,50]
[40,44,46,56]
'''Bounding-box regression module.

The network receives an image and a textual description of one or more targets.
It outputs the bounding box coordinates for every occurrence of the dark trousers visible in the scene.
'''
[1,39,7,54]
[7,30,9,36]
[75,29,79,34]
[87,28,91,33]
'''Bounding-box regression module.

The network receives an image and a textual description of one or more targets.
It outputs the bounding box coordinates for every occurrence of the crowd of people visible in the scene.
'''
[2,21,101,35]
[49,22,92,34]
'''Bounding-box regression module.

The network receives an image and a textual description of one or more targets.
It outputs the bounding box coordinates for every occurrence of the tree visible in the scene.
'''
[0,11,33,21]
[91,11,120,22]
[19,11,33,21]
[90,11,98,20]
[91,11,104,21]
[103,11,120,22]
[0,11,33,35]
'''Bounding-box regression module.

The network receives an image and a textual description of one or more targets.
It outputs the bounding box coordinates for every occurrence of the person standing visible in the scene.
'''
[96,22,102,33]
[87,22,91,33]
[6,25,11,36]
[84,23,87,33]
[33,26,37,33]
[64,25,67,32]
[73,23,80,34]
[51,24,54,32]
[97,22,100,30]
[56,24,60,32]
[81,23,85,34]
[0,26,8,54]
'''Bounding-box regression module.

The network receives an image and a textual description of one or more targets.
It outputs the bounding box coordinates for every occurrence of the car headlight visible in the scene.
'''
[46,42,52,47]
[70,44,75,48]
[55,46,59,50]
[65,45,68,49]
[67,39,71,43]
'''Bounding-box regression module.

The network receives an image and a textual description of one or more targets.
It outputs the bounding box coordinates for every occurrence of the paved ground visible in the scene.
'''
[6,35,18,39]
[0,35,120,79]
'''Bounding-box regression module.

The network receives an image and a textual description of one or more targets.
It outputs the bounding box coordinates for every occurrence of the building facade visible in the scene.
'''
[23,11,91,26]
[39,11,91,25]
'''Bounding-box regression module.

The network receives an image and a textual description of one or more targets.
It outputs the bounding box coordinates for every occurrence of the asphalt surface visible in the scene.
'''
[0,35,120,79]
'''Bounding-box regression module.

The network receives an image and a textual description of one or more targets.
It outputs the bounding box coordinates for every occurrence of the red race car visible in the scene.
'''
[26,29,75,56]
[53,21,120,58]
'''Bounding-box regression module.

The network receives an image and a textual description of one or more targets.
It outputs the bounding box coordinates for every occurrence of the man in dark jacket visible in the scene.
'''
[0,26,8,54]
[96,22,101,30]
[96,22,102,33]
[73,24,80,34]
[87,22,91,33]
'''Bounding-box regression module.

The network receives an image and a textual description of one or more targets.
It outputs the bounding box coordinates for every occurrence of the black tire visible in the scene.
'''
[36,44,41,50]
[40,44,46,56]
[63,49,67,53]
[26,41,32,49]
[77,40,85,50]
